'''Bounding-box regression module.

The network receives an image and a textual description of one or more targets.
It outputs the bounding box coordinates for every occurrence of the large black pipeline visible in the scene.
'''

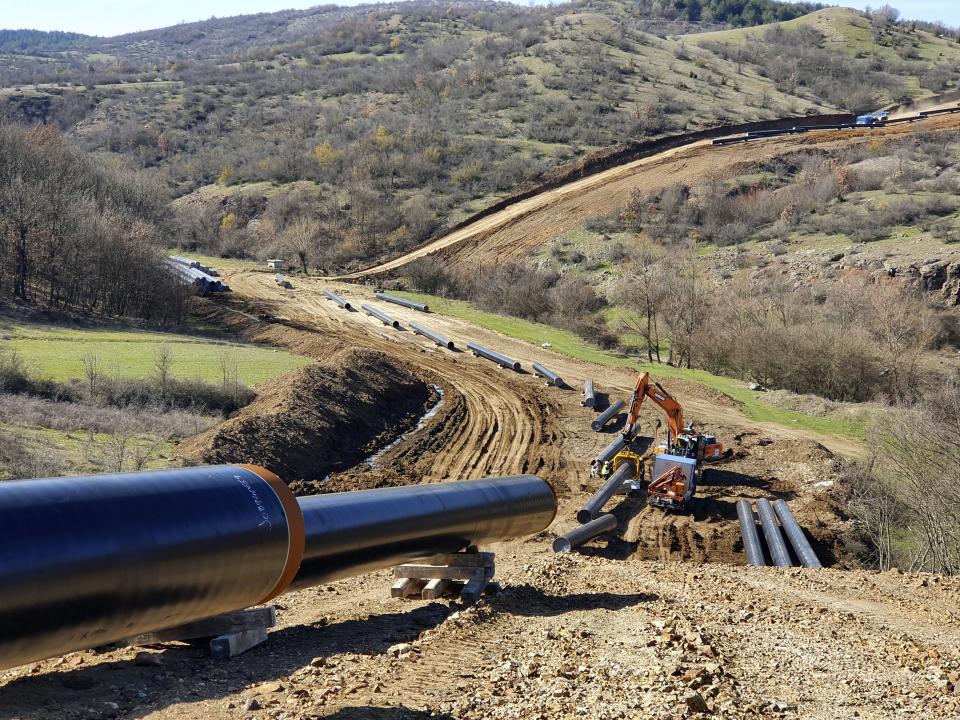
[323,289,352,310]
[0,468,557,671]
[582,379,596,408]
[467,342,521,371]
[577,461,635,524]
[736,500,766,567]
[756,498,792,568]
[0,465,303,672]
[532,362,564,388]
[773,500,822,569]
[410,322,454,349]
[291,475,556,590]
[591,399,625,432]
[361,303,400,328]
[375,292,429,312]
[553,514,617,553]
[595,435,626,464]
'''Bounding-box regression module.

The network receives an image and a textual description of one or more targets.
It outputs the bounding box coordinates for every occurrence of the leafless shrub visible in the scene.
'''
[0,393,216,439]
[0,429,66,480]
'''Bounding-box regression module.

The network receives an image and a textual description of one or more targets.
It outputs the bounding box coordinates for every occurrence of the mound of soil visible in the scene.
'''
[176,347,433,489]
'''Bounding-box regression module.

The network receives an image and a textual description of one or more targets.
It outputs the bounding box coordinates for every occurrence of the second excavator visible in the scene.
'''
[600,371,723,511]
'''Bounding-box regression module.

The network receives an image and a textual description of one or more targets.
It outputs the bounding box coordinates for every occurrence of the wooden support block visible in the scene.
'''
[127,607,276,645]
[411,552,494,567]
[391,577,426,598]
[393,564,492,581]
[391,578,412,598]
[422,578,452,600]
[460,577,490,603]
[209,627,268,660]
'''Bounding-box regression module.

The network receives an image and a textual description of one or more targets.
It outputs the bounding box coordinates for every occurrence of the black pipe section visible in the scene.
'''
[0,465,304,671]
[0,470,557,671]
[577,461,635,524]
[553,514,617,553]
[736,500,766,567]
[323,290,352,310]
[756,498,792,568]
[467,342,521,371]
[361,303,400,328]
[291,475,557,590]
[532,362,564,388]
[773,500,822,569]
[591,399,625,432]
[375,292,429,312]
[582,379,596,408]
[410,322,454,349]
[595,435,626,465]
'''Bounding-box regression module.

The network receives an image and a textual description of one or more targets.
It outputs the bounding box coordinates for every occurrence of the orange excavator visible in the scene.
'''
[622,372,723,511]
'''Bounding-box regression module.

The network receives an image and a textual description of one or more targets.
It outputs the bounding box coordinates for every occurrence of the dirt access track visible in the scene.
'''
[338,111,960,279]
[5,114,960,719]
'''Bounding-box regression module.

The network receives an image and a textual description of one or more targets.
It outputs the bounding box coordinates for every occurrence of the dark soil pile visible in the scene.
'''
[177,347,433,489]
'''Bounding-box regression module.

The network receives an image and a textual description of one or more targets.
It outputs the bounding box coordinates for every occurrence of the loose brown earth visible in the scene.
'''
[4,115,960,719]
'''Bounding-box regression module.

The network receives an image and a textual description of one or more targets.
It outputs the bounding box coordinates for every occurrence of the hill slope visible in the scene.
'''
[3,2,958,276]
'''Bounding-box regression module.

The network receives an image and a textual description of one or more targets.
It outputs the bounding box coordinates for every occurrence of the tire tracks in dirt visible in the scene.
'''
[204,272,573,495]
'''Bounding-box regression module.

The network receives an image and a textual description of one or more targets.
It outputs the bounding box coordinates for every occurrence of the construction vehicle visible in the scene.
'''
[620,371,723,511]
[855,111,888,126]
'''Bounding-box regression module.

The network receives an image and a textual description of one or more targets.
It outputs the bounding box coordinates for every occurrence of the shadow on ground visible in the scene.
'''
[490,583,656,616]
[0,602,454,720]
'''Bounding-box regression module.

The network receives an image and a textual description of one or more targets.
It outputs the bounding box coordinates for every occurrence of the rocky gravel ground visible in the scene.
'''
[4,545,959,720]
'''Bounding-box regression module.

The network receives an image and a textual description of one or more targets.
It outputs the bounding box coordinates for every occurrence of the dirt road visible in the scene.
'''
[338,113,960,278]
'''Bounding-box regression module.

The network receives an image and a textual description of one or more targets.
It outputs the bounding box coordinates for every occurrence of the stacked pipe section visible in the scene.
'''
[375,292,429,313]
[323,290,352,310]
[410,322,454,350]
[591,400,624,431]
[0,467,556,671]
[532,362,564,388]
[736,500,765,567]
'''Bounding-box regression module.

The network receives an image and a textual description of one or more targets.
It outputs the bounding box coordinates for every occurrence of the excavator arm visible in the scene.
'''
[623,372,684,448]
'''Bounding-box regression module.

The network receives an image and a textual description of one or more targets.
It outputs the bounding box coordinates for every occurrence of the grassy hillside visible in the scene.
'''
[5,2,957,277]
[3,322,309,385]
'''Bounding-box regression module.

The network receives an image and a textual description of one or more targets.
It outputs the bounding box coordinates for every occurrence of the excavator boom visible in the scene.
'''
[623,372,684,447]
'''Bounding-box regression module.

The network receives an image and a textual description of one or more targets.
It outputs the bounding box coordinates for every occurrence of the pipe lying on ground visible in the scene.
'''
[553,514,618,553]
[773,499,822,569]
[756,498,792,568]
[467,342,521,371]
[0,465,304,672]
[582,379,595,408]
[323,290,352,310]
[291,475,557,590]
[361,303,400,328]
[591,399,625,432]
[532,362,564,388]
[0,469,557,671]
[736,500,766,567]
[595,435,626,465]
[410,322,454,350]
[577,461,635,524]
[375,292,429,313]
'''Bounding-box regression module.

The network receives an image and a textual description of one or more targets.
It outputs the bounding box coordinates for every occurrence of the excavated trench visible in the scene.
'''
[176,347,436,491]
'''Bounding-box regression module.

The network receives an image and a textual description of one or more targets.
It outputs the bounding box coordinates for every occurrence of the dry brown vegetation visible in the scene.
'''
[0,124,187,323]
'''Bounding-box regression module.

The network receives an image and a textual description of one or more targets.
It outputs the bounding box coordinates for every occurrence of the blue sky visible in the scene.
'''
[4,2,959,38]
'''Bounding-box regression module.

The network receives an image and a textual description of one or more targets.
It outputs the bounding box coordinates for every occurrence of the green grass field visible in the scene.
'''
[2,321,309,386]
[394,291,866,442]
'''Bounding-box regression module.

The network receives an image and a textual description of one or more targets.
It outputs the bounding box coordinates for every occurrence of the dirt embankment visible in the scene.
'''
[176,348,434,489]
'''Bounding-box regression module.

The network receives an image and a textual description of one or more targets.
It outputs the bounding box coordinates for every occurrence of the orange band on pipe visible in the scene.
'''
[236,464,306,602]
